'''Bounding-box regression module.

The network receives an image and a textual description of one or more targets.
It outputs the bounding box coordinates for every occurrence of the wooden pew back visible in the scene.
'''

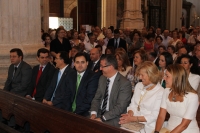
[0,90,131,133]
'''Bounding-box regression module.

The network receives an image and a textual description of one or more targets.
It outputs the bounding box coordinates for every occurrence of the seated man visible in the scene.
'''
[88,48,101,72]
[90,55,132,127]
[62,52,100,116]
[43,51,74,108]
[4,48,32,96]
[26,48,56,102]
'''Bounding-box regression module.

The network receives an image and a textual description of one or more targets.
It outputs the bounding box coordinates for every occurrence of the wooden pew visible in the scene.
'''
[0,90,131,133]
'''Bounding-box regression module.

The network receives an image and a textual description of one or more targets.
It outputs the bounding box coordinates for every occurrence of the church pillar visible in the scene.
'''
[167,0,182,30]
[120,0,144,30]
[101,0,117,28]
[41,0,49,32]
[0,0,42,87]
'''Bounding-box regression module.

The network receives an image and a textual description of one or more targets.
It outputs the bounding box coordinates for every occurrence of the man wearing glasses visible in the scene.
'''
[90,54,132,127]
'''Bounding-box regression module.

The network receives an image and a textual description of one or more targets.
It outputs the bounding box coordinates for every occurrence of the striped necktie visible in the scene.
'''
[101,78,110,115]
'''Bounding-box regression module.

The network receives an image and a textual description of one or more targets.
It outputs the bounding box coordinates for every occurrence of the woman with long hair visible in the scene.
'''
[154,64,199,133]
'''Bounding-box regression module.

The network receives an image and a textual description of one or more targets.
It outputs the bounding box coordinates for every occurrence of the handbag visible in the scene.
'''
[152,127,171,133]
[121,116,145,133]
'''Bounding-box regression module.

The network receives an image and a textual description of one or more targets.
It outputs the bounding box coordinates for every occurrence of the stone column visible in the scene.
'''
[120,0,144,30]
[0,0,42,87]
[101,0,117,28]
[167,0,182,30]
[41,0,49,32]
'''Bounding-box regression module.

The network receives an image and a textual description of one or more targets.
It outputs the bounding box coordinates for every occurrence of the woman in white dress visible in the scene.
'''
[115,51,132,77]
[177,54,200,90]
[154,64,199,133]
[119,61,164,133]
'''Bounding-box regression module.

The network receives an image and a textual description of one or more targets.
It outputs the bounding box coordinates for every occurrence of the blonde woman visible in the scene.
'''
[120,61,164,133]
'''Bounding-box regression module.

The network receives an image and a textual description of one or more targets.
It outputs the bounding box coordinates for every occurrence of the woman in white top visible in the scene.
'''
[169,30,181,47]
[119,61,164,133]
[155,64,199,133]
[115,51,132,77]
[177,54,200,90]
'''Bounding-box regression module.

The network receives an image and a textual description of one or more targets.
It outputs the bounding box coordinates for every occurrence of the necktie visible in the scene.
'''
[91,62,96,71]
[101,79,110,115]
[72,74,81,112]
[12,67,18,79]
[32,66,43,97]
[115,39,118,48]
[51,70,61,101]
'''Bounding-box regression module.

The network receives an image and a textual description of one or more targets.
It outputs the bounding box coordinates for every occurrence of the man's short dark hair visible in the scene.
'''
[37,48,50,57]
[74,52,89,62]
[114,29,120,34]
[149,51,157,58]
[95,44,102,52]
[10,48,23,59]
[72,46,82,53]
[100,55,118,70]
[59,51,70,64]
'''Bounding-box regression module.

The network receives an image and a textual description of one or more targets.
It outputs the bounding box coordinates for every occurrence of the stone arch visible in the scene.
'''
[64,0,77,17]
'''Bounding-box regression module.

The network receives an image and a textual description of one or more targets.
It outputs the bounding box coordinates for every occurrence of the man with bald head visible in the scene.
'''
[88,48,101,72]
[161,29,173,48]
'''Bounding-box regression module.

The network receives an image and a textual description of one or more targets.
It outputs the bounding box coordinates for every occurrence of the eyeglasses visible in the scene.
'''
[100,65,110,68]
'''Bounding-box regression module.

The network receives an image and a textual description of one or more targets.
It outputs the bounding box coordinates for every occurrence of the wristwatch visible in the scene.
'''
[154,131,159,133]
[100,116,106,122]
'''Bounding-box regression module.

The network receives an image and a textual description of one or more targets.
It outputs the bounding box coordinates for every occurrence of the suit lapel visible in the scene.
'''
[109,73,120,105]
[56,66,69,89]
[39,63,50,81]
[76,70,88,95]
[13,61,24,79]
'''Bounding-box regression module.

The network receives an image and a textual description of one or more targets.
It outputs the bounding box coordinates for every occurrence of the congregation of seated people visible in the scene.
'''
[3,25,200,133]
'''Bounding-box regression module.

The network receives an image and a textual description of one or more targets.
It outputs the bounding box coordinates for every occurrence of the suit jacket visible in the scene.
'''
[62,69,100,116]
[87,59,100,72]
[4,61,32,96]
[107,38,127,52]
[44,65,74,108]
[90,72,132,127]
[27,63,56,102]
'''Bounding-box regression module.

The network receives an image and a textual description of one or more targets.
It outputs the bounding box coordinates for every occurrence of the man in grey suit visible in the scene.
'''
[4,48,32,97]
[90,54,132,127]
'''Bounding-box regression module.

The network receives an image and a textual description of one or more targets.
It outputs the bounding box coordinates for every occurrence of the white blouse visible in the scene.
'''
[127,82,164,133]
[188,73,200,90]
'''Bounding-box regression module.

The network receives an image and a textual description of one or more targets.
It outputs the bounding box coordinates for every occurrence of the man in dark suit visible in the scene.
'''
[87,48,101,72]
[107,29,127,52]
[26,48,56,102]
[4,48,32,97]
[90,55,132,127]
[62,52,100,116]
[43,51,74,108]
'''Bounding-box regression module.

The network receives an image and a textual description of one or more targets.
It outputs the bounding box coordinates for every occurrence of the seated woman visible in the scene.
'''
[119,61,164,133]
[127,49,148,91]
[154,64,199,133]
[177,54,200,90]
[143,33,155,52]
[157,52,173,88]
[70,30,81,47]
[115,51,132,77]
